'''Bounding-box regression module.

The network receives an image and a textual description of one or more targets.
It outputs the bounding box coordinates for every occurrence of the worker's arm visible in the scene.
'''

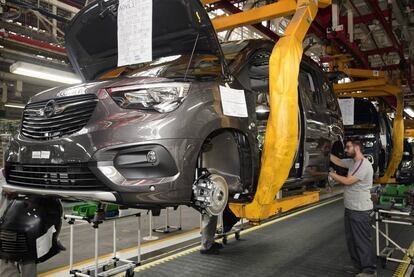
[329,171,359,186]
[330,154,347,168]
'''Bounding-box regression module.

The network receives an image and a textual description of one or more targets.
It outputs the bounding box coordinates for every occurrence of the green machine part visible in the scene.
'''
[379,184,414,207]
[72,203,119,218]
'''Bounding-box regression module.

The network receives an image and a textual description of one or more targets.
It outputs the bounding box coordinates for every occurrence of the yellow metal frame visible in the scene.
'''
[200,0,332,221]
[334,76,403,184]
[328,54,385,79]
[209,0,327,222]
[404,120,414,138]
[210,0,297,32]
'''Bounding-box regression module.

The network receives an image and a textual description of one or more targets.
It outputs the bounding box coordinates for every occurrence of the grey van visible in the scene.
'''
[2,0,343,215]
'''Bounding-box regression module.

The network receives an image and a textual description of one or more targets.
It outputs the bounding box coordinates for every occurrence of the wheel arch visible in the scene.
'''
[196,128,258,200]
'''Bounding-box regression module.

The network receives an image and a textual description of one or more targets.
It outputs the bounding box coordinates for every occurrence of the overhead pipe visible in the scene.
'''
[0,31,66,55]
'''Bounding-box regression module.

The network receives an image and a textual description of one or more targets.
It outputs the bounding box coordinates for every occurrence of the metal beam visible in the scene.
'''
[210,0,297,32]
[203,0,332,8]
[0,31,66,55]
[340,9,391,25]
[214,1,279,41]
[362,47,396,56]
[365,0,404,60]
[342,68,385,79]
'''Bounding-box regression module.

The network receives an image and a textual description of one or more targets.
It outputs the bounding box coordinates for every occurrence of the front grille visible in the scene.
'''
[0,230,28,254]
[21,94,98,140]
[5,163,109,191]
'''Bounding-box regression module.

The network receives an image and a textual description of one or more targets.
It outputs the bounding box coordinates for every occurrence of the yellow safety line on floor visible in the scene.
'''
[39,227,200,277]
[128,196,343,275]
[393,240,414,277]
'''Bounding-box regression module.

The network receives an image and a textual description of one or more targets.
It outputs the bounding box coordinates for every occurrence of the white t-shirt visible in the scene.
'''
[341,158,374,211]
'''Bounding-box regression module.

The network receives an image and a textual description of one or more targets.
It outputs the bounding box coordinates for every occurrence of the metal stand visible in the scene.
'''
[65,211,141,277]
[143,210,159,241]
[372,208,414,269]
[154,206,182,234]
[217,212,243,245]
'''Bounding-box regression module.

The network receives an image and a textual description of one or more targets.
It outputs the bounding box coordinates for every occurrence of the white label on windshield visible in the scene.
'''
[338,98,355,125]
[117,0,152,67]
[219,86,248,118]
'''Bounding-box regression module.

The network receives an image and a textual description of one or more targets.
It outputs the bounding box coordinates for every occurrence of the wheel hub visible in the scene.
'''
[193,174,229,216]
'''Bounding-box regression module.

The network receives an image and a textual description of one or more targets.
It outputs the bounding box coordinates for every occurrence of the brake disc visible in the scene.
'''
[193,174,229,216]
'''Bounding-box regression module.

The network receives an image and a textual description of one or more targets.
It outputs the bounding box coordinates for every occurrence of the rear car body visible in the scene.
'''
[344,99,392,177]
[396,139,414,183]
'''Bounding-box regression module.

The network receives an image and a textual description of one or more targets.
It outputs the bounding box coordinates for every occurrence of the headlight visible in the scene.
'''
[363,141,374,148]
[402,160,412,168]
[107,83,190,113]
[362,134,375,139]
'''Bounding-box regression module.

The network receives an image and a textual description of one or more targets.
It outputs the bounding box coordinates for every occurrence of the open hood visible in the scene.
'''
[65,0,223,81]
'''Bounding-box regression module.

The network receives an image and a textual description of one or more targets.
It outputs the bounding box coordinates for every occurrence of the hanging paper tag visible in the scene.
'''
[219,86,248,118]
[338,98,355,125]
[117,0,153,66]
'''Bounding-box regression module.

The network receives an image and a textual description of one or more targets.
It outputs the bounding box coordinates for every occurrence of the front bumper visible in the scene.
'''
[3,137,201,206]
[0,183,117,202]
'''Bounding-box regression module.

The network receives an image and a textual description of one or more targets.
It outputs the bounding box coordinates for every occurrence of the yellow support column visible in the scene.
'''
[334,78,404,184]
[229,0,322,222]
[377,92,404,184]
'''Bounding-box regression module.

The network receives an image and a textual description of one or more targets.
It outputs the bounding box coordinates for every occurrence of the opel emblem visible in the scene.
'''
[43,100,57,118]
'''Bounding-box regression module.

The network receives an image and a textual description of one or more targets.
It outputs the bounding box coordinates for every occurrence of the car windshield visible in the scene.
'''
[98,54,222,81]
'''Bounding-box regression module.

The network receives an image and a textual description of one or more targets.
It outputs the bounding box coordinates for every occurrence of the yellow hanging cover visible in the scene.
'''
[230,0,320,221]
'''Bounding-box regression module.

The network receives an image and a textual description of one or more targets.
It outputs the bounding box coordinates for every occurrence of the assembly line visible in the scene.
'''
[0,0,413,276]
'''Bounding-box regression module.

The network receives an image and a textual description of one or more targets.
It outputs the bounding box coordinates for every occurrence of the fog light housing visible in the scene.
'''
[147,151,157,163]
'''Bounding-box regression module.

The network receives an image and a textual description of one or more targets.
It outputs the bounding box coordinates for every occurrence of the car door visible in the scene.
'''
[299,65,331,179]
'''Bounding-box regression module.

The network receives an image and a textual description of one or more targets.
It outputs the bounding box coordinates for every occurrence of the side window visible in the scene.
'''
[299,71,320,107]
[323,80,338,112]
[248,51,270,112]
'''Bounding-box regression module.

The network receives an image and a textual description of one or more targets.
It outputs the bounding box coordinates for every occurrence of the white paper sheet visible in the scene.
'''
[219,86,248,118]
[32,151,50,159]
[36,225,56,259]
[117,0,152,67]
[338,98,355,125]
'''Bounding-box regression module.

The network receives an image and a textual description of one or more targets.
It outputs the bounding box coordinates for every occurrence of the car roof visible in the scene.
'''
[220,39,321,72]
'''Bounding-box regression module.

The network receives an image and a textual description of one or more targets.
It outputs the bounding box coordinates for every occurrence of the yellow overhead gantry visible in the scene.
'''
[332,55,404,184]
[203,0,331,222]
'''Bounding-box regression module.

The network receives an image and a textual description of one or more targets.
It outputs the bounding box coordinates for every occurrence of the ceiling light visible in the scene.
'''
[405,108,414,118]
[10,61,82,85]
[4,103,25,109]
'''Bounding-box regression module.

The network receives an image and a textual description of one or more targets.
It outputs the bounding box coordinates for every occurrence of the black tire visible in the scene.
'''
[126,268,135,277]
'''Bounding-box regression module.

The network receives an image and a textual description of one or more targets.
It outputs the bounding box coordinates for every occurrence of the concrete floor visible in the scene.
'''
[131,198,413,277]
[38,206,201,274]
[30,186,413,276]
[38,186,343,275]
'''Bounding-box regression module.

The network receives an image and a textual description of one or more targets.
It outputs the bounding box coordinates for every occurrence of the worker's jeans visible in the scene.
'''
[201,213,217,250]
[344,208,377,273]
